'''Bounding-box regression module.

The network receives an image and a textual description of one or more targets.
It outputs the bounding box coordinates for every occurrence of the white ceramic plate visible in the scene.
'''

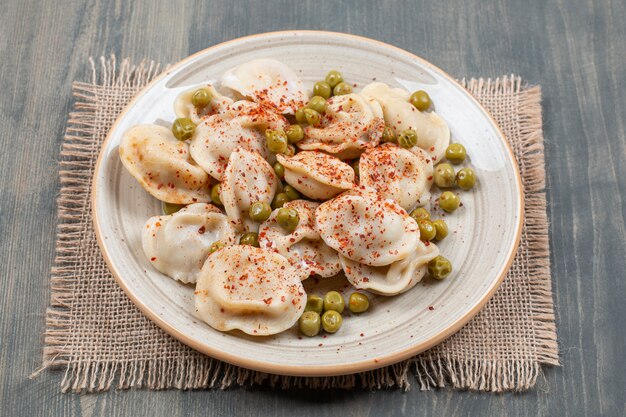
[93,31,523,376]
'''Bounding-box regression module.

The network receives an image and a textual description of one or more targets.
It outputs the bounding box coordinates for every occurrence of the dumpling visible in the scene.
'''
[276,151,355,200]
[298,93,385,159]
[190,100,288,181]
[258,200,341,279]
[173,85,233,124]
[340,241,439,295]
[359,143,434,211]
[194,245,307,335]
[315,187,420,266]
[119,125,211,204]
[361,82,450,162]
[142,203,238,284]
[220,58,307,115]
[220,147,279,232]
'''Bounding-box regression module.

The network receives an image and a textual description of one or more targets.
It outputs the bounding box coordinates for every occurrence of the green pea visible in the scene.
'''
[382,126,396,143]
[456,167,477,190]
[283,185,301,201]
[273,162,285,179]
[352,159,360,178]
[295,107,307,124]
[397,129,418,148]
[428,255,452,280]
[325,70,343,88]
[348,292,369,313]
[305,295,324,314]
[418,220,437,241]
[272,192,290,209]
[313,81,332,99]
[209,241,225,254]
[299,311,321,337]
[432,219,448,241]
[410,207,430,222]
[162,202,184,215]
[323,290,345,313]
[239,232,259,247]
[249,201,272,222]
[211,184,222,206]
[303,108,321,126]
[445,143,467,164]
[438,191,460,213]
[434,163,455,188]
[266,129,288,154]
[284,144,296,157]
[321,310,343,333]
[285,124,304,143]
[172,117,195,141]
[333,82,353,96]
[409,90,431,111]
[191,88,212,109]
[307,96,327,114]
[276,207,299,233]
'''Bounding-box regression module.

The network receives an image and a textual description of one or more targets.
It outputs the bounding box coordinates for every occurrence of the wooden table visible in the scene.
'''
[1,0,624,415]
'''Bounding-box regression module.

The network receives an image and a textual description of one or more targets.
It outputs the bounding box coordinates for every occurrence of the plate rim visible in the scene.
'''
[91,30,524,377]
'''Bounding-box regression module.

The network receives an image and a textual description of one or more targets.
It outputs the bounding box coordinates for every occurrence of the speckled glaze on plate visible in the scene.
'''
[92,31,523,376]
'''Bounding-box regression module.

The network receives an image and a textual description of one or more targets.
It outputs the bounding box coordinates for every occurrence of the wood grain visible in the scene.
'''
[0,0,624,415]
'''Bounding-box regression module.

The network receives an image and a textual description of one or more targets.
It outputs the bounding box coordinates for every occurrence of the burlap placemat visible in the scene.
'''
[39,57,558,393]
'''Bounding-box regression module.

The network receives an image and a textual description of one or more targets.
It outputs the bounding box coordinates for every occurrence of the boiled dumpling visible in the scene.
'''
[220,58,307,115]
[173,85,233,124]
[190,100,289,180]
[340,240,439,295]
[142,203,238,284]
[315,187,420,266]
[258,200,341,279]
[298,93,385,159]
[361,82,450,162]
[119,125,211,204]
[194,245,307,335]
[359,143,434,211]
[276,151,355,200]
[220,147,279,232]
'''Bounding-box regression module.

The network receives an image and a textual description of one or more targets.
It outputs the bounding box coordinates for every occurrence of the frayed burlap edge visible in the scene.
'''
[37,57,557,393]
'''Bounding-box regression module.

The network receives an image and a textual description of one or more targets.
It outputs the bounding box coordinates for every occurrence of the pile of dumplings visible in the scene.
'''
[119,59,453,337]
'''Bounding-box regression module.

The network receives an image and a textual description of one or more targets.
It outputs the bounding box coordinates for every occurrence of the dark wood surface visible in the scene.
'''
[1,0,624,416]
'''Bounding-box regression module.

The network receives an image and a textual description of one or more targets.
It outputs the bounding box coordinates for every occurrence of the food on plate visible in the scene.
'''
[119,125,211,204]
[219,146,279,232]
[258,200,341,279]
[119,62,477,337]
[194,245,307,335]
[142,203,238,284]
[277,151,355,200]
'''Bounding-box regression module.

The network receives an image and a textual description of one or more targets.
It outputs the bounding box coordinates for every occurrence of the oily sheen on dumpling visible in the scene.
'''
[258,200,341,279]
[359,143,434,211]
[315,187,420,267]
[119,125,211,204]
[277,151,355,200]
[173,85,233,124]
[298,93,385,159]
[194,245,307,335]
[220,147,279,232]
[220,58,307,115]
[142,203,238,284]
[340,241,439,295]
[190,100,289,180]
[361,82,450,162]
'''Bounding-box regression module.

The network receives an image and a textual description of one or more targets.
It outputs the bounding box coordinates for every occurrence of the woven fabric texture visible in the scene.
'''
[41,57,558,393]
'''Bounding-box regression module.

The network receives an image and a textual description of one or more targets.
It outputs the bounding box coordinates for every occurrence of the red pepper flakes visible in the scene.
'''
[198,226,206,234]
[428,306,434,311]
[150,257,157,261]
